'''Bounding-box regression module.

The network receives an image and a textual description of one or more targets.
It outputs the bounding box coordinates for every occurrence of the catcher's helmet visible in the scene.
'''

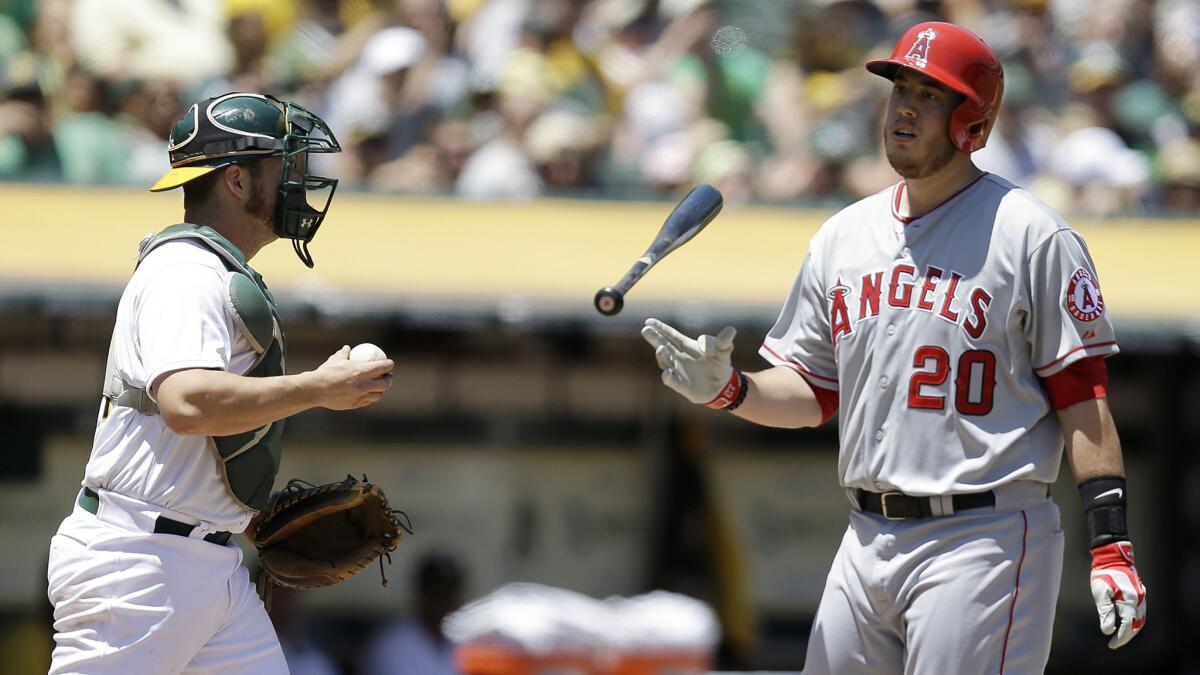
[867,22,1004,153]
[150,92,341,267]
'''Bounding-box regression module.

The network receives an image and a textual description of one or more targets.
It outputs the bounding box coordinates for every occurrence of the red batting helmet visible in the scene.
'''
[867,22,1004,153]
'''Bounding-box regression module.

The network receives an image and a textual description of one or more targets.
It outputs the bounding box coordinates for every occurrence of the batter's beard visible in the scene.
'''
[885,133,958,179]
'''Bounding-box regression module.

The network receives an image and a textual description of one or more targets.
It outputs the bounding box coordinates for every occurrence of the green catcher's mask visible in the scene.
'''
[151,92,341,268]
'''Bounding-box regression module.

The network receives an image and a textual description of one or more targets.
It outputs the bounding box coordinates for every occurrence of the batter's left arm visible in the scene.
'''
[1058,396,1147,649]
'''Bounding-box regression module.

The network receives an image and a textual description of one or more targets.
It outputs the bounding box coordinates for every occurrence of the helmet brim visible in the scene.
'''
[866,58,981,105]
[149,157,249,192]
[149,165,218,192]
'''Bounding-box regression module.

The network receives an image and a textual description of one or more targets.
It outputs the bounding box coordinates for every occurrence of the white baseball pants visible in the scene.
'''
[47,489,288,674]
[802,488,1064,675]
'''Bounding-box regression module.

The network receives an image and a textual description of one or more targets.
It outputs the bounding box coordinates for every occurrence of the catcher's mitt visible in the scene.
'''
[253,475,411,591]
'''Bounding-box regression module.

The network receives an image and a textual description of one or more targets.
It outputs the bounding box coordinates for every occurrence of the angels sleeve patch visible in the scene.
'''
[1067,267,1105,322]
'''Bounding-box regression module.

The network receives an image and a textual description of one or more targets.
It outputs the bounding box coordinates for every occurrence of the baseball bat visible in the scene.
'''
[594,184,724,316]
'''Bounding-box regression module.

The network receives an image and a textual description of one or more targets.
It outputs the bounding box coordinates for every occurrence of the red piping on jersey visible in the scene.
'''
[762,345,838,384]
[999,511,1028,675]
[1032,341,1118,373]
[891,173,989,224]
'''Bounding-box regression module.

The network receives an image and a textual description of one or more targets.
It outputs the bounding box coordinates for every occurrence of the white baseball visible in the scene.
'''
[349,343,387,363]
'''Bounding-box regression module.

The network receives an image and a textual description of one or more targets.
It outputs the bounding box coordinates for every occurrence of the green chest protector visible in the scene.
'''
[102,224,286,512]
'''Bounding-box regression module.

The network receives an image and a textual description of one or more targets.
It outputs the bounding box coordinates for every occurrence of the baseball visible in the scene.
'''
[349,343,387,363]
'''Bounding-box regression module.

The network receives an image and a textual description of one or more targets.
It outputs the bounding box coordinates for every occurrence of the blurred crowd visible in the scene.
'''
[2,0,1200,214]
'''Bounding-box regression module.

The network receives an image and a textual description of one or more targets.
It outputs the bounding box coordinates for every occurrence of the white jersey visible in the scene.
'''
[83,238,259,531]
[761,173,1117,495]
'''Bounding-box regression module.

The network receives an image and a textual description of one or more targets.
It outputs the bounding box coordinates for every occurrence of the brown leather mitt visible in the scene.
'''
[253,475,410,589]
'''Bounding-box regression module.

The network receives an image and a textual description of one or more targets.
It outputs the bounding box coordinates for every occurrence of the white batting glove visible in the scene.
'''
[1089,541,1147,649]
[640,318,742,408]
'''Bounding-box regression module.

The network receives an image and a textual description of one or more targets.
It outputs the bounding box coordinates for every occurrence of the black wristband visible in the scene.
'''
[725,372,750,411]
[1079,476,1129,549]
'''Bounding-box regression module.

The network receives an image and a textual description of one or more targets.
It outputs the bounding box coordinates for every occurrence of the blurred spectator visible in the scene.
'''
[973,63,1059,188]
[1046,120,1150,216]
[324,26,427,140]
[524,108,604,190]
[0,57,58,179]
[270,0,349,90]
[0,0,1195,213]
[51,69,125,184]
[454,53,548,199]
[362,551,467,675]
[210,10,273,94]
[1157,136,1200,213]
[268,587,340,675]
[117,79,182,187]
[69,0,232,85]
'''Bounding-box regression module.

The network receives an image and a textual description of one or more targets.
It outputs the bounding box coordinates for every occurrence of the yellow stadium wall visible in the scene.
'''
[2,184,1196,321]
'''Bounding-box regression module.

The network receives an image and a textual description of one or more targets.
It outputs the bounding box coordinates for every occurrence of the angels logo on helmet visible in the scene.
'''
[904,28,937,69]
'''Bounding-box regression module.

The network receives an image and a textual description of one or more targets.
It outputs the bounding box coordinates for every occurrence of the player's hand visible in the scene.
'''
[641,318,739,406]
[1090,540,1147,649]
[309,345,394,410]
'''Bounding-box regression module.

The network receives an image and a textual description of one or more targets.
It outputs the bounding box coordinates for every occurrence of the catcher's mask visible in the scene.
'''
[150,92,341,268]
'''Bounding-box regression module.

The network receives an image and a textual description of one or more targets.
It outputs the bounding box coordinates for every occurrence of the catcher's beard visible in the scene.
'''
[885,128,959,179]
[243,171,277,229]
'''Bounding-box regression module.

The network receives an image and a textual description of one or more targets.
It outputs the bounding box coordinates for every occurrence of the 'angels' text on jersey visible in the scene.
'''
[760,174,1118,495]
[827,265,993,342]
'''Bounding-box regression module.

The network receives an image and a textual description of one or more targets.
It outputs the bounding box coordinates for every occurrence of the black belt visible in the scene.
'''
[79,487,232,546]
[856,488,995,520]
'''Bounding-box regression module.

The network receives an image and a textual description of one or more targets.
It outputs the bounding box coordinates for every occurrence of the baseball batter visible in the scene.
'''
[642,22,1146,674]
[46,93,394,674]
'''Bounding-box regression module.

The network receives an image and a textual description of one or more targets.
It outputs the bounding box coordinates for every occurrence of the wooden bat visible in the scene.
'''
[594,184,724,316]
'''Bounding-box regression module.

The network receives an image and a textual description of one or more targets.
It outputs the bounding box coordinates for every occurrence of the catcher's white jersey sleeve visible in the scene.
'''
[84,239,258,530]
[761,173,1117,495]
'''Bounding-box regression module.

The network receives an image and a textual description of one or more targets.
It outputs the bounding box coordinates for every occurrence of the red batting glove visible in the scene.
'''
[1089,541,1147,649]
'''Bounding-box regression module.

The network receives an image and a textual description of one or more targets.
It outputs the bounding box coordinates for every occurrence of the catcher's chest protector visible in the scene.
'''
[118,224,287,511]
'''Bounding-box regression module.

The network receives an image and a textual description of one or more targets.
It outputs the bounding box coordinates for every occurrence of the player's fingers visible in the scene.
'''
[644,327,691,363]
[654,345,673,370]
[661,367,689,396]
[645,318,701,357]
[715,325,737,351]
[640,325,669,350]
[358,359,395,377]
[698,329,736,358]
[1091,577,1119,636]
[323,345,352,365]
[1108,601,1136,649]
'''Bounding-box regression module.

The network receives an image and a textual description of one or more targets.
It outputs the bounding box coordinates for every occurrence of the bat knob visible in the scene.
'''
[594,287,624,316]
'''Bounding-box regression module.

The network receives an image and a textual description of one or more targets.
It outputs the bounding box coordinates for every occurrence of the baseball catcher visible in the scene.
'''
[47,93,398,674]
